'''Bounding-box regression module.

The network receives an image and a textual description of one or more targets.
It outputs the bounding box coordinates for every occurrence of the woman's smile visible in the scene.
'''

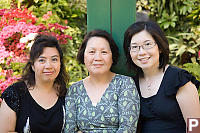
[138,57,150,64]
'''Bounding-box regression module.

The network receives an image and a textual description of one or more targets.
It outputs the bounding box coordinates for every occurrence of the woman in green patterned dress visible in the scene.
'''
[64,29,140,133]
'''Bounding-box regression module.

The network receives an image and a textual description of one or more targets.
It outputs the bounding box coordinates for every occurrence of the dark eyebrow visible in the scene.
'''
[130,42,137,45]
[51,55,59,58]
[131,40,153,45]
[38,55,59,58]
[38,56,46,59]
[144,40,152,43]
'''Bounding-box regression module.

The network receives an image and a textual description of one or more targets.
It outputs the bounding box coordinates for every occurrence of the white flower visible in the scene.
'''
[20,33,38,44]
[20,33,38,49]
[20,37,29,44]
[26,33,38,40]
[27,41,34,49]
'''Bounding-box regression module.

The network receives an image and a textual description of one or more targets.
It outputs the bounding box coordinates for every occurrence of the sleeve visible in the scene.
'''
[178,69,200,89]
[64,85,78,133]
[165,67,200,96]
[116,76,140,133]
[1,83,20,113]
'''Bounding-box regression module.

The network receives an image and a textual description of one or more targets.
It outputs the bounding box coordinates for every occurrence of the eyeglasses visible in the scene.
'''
[129,41,156,52]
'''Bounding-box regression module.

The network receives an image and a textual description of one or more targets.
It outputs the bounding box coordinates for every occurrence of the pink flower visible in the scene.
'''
[0,46,10,63]
[0,75,19,93]
[65,20,68,24]
[43,14,50,20]
[42,11,52,20]
[47,11,52,15]
[198,50,200,59]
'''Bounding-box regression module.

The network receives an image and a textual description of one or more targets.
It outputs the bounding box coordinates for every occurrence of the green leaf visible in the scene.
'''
[169,43,178,50]
[191,57,196,63]
[167,36,179,41]
[183,63,200,81]
[192,43,200,48]
[171,58,177,65]
[163,22,170,29]
[187,47,196,54]
[171,22,176,27]
[34,0,39,3]
[71,14,78,18]
[176,45,187,56]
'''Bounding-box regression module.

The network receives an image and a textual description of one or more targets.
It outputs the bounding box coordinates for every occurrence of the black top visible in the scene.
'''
[133,65,200,133]
[1,81,65,133]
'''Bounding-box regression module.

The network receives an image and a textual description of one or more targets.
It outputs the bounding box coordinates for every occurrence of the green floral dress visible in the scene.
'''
[64,74,140,133]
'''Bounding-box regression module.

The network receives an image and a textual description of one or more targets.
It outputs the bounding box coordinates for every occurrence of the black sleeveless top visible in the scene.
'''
[1,81,65,133]
[133,66,200,133]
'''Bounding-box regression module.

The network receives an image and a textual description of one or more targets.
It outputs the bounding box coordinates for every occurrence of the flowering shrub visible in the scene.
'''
[0,8,36,30]
[38,23,72,45]
[0,69,20,93]
[0,8,72,97]
[0,22,40,63]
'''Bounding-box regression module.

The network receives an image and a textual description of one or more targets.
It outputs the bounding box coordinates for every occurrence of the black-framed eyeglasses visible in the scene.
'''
[129,41,156,52]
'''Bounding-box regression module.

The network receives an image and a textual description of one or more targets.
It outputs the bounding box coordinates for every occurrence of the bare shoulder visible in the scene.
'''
[176,81,200,121]
[177,81,198,96]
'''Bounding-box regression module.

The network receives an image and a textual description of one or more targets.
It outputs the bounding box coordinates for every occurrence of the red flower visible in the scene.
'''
[0,9,6,16]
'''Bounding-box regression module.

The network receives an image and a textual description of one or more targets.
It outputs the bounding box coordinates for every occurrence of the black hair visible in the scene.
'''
[123,20,169,76]
[77,29,119,67]
[20,34,69,96]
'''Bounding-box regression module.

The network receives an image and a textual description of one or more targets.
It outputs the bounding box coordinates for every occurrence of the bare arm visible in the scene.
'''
[176,81,200,123]
[0,99,17,133]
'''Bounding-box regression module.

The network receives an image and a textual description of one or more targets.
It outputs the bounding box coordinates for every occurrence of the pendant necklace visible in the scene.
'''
[147,82,152,91]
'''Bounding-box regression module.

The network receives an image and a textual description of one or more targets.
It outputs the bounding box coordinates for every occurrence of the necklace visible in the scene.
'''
[141,78,153,91]
[142,77,152,91]
[147,82,152,91]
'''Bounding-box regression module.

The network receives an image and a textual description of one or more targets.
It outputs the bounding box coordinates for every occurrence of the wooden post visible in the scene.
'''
[87,0,136,76]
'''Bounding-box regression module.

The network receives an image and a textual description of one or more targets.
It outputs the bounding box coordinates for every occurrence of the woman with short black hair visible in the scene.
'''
[123,20,200,133]
[65,29,140,133]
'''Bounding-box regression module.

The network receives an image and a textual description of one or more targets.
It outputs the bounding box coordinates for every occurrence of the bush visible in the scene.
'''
[0,7,72,96]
